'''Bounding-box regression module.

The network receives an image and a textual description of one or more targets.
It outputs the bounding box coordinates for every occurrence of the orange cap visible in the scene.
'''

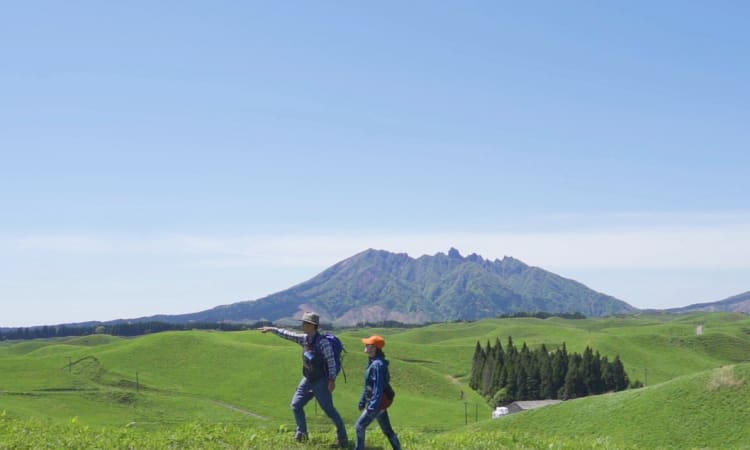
[362,335,386,349]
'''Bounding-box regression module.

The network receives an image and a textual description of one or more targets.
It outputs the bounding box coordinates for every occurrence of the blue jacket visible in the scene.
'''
[358,356,390,411]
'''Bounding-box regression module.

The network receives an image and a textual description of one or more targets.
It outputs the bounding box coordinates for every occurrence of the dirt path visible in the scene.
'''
[446,375,468,400]
[446,374,462,386]
[210,400,269,420]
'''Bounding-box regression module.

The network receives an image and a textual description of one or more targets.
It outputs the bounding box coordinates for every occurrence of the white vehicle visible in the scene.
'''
[492,406,509,419]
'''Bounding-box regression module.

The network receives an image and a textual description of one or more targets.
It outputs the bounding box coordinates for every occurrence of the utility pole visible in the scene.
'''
[644,368,648,387]
[67,357,72,373]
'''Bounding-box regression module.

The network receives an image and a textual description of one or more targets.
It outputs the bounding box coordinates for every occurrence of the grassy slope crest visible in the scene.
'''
[2,312,750,448]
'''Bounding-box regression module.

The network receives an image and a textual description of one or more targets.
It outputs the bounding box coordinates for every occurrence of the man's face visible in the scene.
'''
[302,321,316,335]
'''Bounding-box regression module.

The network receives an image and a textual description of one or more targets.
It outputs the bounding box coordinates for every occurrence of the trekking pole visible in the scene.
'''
[340,347,347,383]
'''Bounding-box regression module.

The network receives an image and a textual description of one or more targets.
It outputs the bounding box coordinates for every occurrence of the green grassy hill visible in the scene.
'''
[2,312,750,448]
[476,363,750,448]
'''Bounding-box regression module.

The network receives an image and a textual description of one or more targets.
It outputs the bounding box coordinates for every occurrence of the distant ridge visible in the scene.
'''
[666,290,750,314]
[129,248,637,326]
[9,249,750,330]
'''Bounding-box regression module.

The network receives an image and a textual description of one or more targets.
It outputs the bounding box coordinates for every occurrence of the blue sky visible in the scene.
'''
[2,2,749,327]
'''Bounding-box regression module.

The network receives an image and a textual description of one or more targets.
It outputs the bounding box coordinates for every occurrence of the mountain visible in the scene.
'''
[666,290,750,314]
[137,248,637,326]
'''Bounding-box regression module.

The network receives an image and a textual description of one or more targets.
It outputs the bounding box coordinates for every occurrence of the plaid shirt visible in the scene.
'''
[274,328,337,381]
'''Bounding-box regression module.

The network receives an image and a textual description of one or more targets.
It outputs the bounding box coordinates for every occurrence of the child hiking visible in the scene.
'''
[355,335,402,450]
[258,312,349,448]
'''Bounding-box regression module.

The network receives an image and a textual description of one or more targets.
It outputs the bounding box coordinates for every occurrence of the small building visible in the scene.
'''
[506,400,563,414]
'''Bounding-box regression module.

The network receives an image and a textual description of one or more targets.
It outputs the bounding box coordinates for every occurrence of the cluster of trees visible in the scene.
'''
[496,311,586,320]
[0,321,272,341]
[353,320,433,329]
[470,336,632,406]
[352,312,587,329]
[2,318,425,341]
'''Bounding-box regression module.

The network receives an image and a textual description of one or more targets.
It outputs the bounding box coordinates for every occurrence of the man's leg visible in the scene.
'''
[311,378,348,443]
[291,378,314,439]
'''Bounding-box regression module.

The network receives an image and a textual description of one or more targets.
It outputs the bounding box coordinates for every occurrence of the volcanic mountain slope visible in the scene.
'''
[148,248,637,326]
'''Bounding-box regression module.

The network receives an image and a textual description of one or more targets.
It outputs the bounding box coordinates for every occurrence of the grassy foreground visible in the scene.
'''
[0,413,619,449]
[2,312,750,448]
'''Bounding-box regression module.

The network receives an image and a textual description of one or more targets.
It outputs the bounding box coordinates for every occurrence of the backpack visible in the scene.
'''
[317,333,347,382]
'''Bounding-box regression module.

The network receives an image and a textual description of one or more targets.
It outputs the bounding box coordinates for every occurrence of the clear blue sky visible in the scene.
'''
[2,2,749,327]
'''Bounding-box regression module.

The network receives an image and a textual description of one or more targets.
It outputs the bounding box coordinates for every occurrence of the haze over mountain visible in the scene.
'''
[129,248,637,326]
[666,290,750,314]
[5,248,749,331]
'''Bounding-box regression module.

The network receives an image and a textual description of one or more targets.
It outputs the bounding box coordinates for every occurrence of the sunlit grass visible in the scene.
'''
[3,312,750,447]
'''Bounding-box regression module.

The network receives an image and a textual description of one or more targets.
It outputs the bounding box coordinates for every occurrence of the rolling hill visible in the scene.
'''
[3,312,750,448]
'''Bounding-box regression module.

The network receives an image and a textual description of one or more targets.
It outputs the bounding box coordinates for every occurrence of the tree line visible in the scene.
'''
[2,319,419,341]
[496,311,586,320]
[470,336,633,406]
[0,321,272,341]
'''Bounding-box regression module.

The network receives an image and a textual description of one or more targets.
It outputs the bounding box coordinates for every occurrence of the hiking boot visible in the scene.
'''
[330,438,349,448]
[295,432,308,442]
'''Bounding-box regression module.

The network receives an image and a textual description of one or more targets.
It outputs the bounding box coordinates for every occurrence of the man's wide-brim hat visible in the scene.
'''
[300,312,320,326]
[362,335,386,349]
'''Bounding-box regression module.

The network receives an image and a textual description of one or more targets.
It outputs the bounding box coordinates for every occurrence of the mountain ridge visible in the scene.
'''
[666,290,750,314]
[5,248,750,329]
[130,247,638,325]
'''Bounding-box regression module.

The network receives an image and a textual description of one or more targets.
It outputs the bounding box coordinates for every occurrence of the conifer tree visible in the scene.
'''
[612,355,629,391]
[551,344,568,397]
[590,350,604,394]
[490,338,505,393]
[480,342,496,396]
[537,345,555,398]
[504,363,518,402]
[582,346,598,395]
[600,355,615,391]
[562,353,584,399]
[469,341,485,390]
[516,364,530,399]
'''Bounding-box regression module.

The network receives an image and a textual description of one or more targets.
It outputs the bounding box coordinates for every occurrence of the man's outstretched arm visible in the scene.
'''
[258,326,305,345]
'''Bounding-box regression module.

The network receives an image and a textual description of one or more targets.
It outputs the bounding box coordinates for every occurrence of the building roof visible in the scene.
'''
[510,400,563,410]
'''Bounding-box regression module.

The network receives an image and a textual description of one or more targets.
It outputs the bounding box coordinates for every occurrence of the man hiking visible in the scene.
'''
[258,312,349,448]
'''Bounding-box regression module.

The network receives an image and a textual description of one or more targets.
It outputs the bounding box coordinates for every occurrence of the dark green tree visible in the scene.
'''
[537,345,555,399]
[480,341,496,396]
[469,341,485,390]
[551,344,568,397]
[612,355,629,391]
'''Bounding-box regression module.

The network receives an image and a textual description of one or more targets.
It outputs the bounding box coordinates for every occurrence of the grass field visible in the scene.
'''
[2,312,750,448]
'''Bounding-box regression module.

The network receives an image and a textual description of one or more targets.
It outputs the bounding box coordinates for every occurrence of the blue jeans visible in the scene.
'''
[355,408,401,450]
[291,377,347,441]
